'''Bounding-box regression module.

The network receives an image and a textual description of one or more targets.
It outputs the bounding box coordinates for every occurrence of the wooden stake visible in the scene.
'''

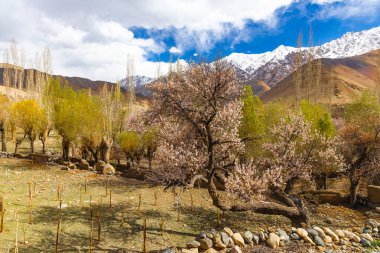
[109,190,112,208]
[160,219,164,237]
[97,202,102,241]
[120,211,124,227]
[89,207,94,253]
[55,200,62,253]
[80,188,83,206]
[190,193,193,210]
[138,194,142,212]
[143,217,147,253]
[57,184,60,201]
[0,210,5,233]
[0,195,4,233]
[22,226,26,245]
[177,207,180,222]
[154,191,158,206]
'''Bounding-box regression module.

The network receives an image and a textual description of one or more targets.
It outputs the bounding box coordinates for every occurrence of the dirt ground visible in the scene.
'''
[0,158,376,252]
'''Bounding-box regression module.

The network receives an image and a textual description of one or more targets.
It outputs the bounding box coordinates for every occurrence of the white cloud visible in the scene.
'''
[1,0,372,81]
[315,0,380,20]
[169,46,182,54]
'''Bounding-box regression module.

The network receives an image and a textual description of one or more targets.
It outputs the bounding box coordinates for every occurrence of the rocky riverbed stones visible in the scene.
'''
[266,233,280,249]
[180,219,380,253]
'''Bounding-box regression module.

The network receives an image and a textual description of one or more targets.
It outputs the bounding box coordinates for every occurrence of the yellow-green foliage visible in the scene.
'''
[0,94,10,127]
[141,128,158,152]
[344,90,380,129]
[12,99,47,142]
[118,131,141,158]
[300,100,335,138]
[240,86,288,159]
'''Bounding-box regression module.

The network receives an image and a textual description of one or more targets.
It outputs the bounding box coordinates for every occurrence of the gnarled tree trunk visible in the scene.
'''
[0,128,6,152]
[349,178,360,207]
[100,138,113,163]
[62,138,70,161]
[207,175,310,227]
[30,139,35,153]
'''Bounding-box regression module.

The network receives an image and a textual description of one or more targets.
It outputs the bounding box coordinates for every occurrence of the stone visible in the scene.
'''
[266,232,280,249]
[334,230,345,238]
[366,219,379,229]
[163,247,178,253]
[203,248,217,253]
[213,234,226,249]
[206,233,213,239]
[181,249,198,253]
[376,207,380,213]
[243,231,253,244]
[313,226,326,238]
[313,236,325,246]
[360,233,374,242]
[252,234,260,244]
[199,238,213,250]
[102,163,115,175]
[220,232,230,246]
[343,230,361,243]
[303,236,316,245]
[95,161,106,172]
[296,228,308,238]
[198,231,207,239]
[368,185,380,204]
[258,231,267,241]
[307,229,319,238]
[232,233,245,247]
[323,235,332,243]
[290,232,300,240]
[68,163,76,170]
[230,246,242,253]
[223,227,234,237]
[361,238,371,247]
[78,159,90,170]
[323,227,339,242]
[186,240,200,248]
[277,229,290,242]
[316,246,325,252]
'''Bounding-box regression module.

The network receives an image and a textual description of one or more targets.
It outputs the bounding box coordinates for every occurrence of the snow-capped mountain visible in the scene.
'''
[121,75,154,97]
[225,26,380,86]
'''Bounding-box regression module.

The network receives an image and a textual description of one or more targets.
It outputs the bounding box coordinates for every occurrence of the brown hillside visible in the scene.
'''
[260,49,380,104]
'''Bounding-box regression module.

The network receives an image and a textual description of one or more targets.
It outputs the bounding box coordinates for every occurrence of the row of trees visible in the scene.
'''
[1,51,379,226]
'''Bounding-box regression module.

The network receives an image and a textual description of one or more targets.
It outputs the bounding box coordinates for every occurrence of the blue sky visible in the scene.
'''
[132,1,380,62]
[1,0,380,81]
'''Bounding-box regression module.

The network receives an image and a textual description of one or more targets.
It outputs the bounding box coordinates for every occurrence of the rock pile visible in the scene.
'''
[0,151,12,158]
[165,219,380,253]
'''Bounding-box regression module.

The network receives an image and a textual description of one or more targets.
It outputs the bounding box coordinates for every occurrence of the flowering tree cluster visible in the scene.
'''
[340,91,380,206]
[226,114,344,216]
[148,60,345,226]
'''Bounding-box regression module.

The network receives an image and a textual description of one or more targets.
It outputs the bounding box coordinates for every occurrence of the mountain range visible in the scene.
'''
[1,26,380,104]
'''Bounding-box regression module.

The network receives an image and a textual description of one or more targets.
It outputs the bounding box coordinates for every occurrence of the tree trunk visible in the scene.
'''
[284,176,300,194]
[100,139,112,163]
[207,175,310,227]
[0,129,6,152]
[41,139,46,154]
[14,137,24,154]
[30,140,35,154]
[322,173,328,190]
[349,179,360,207]
[62,139,70,161]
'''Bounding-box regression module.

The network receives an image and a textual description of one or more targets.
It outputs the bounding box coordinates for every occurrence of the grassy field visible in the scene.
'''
[0,158,371,252]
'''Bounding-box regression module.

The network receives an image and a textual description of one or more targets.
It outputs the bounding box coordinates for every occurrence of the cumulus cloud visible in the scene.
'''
[169,47,182,54]
[0,0,374,81]
[314,0,380,20]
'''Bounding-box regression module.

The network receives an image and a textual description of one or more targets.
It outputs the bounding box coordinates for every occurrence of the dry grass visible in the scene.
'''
[0,158,372,252]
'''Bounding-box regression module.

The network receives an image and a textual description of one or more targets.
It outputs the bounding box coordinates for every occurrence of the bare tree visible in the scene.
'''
[293,33,303,108]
